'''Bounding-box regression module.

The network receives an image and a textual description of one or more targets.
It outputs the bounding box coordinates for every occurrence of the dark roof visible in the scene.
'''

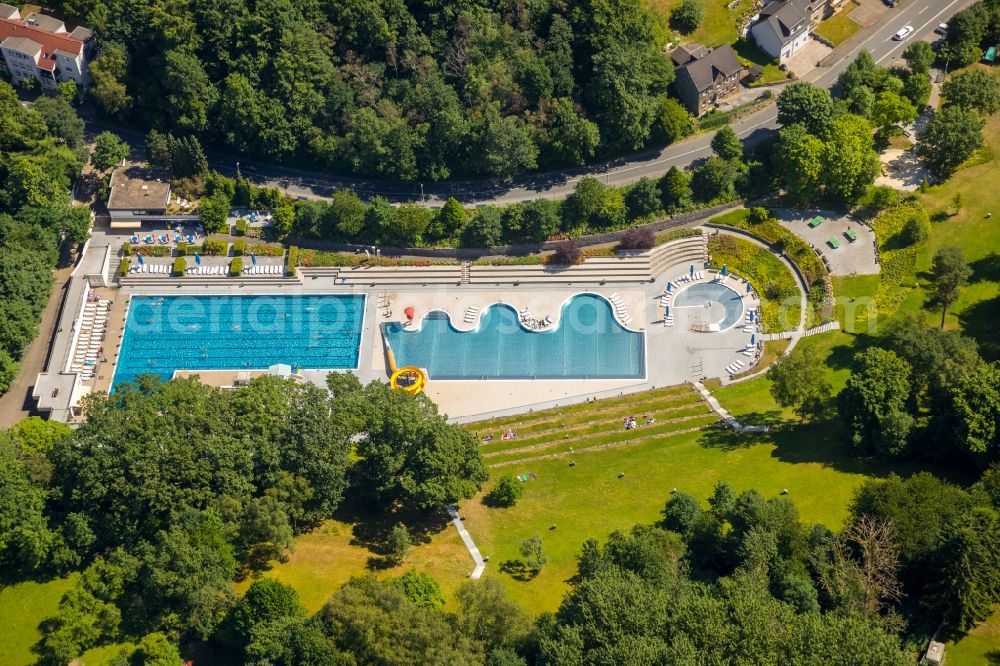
[671,42,709,67]
[107,167,171,210]
[675,44,743,92]
[757,0,809,45]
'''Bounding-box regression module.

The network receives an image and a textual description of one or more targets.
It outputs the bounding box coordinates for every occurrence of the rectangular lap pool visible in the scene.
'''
[113,294,365,387]
[383,294,645,380]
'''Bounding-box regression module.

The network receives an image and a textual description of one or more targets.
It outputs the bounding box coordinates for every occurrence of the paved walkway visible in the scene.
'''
[0,266,74,427]
[447,505,486,579]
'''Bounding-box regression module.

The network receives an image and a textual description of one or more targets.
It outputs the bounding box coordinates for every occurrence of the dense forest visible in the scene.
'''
[0,82,91,395]
[52,0,680,181]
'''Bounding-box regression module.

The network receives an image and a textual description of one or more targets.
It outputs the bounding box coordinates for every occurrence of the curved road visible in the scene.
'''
[87,0,970,206]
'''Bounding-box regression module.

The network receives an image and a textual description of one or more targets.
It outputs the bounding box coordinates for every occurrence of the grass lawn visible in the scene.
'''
[647,0,756,47]
[913,106,1000,359]
[948,606,1000,665]
[0,575,77,666]
[814,9,862,46]
[733,39,789,86]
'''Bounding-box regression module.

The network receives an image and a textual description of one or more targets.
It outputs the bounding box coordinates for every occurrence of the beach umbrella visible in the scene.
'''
[751,334,756,345]
[404,306,416,320]
[721,264,728,276]
[664,305,669,317]
[690,264,695,275]
[749,310,754,322]
[194,253,201,265]
[746,282,752,293]
[251,254,257,265]
[666,281,672,293]
[137,254,144,266]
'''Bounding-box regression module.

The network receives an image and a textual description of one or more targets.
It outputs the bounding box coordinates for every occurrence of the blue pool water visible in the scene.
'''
[383,294,645,379]
[113,295,365,387]
[673,282,743,329]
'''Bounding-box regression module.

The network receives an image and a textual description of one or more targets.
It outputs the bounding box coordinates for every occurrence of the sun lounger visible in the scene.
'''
[743,350,754,357]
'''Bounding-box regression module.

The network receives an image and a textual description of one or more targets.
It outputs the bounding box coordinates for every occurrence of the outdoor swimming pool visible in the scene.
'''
[383,294,645,379]
[673,282,744,330]
[113,294,365,387]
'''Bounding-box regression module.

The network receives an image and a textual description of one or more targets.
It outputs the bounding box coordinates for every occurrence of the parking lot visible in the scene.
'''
[774,209,879,276]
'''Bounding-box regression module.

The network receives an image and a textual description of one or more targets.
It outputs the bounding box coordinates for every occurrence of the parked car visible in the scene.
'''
[893,25,914,41]
[934,23,948,35]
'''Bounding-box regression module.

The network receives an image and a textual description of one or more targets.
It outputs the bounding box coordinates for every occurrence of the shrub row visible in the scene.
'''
[172,257,186,276]
[202,238,228,255]
[229,257,243,277]
[233,239,246,256]
[286,246,298,275]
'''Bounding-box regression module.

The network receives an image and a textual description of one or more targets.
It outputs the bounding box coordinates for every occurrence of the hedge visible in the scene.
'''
[229,257,243,277]
[133,245,170,257]
[246,243,285,257]
[232,238,246,256]
[121,242,132,256]
[172,257,186,276]
[118,258,130,276]
[235,219,248,236]
[202,238,229,255]
[296,249,460,268]
[654,227,703,247]
[286,246,298,275]
[176,241,187,256]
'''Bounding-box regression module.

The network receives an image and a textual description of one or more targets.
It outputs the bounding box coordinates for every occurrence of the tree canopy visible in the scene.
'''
[53,0,684,182]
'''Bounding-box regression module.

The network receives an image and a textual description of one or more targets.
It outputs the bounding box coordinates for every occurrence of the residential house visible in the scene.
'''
[0,7,92,91]
[107,167,173,229]
[750,0,812,62]
[672,44,744,115]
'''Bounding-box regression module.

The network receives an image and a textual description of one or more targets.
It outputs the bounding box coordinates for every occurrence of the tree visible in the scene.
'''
[950,363,1000,461]
[671,0,705,33]
[900,212,929,245]
[540,97,600,167]
[902,71,932,108]
[820,114,880,202]
[931,507,1000,631]
[436,198,468,238]
[655,97,694,145]
[33,96,85,149]
[349,382,487,511]
[624,178,662,219]
[711,125,744,162]
[392,570,445,609]
[917,105,984,177]
[328,190,367,239]
[386,526,411,564]
[617,226,656,251]
[486,475,525,507]
[872,91,917,129]
[838,348,914,457]
[928,245,972,328]
[520,535,547,572]
[456,578,531,651]
[199,191,230,234]
[777,83,835,136]
[942,69,1000,115]
[462,207,503,248]
[768,345,832,420]
[87,42,131,115]
[902,40,935,74]
[690,157,737,202]
[91,131,129,172]
[227,579,304,653]
[318,576,482,665]
[658,166,692,212]
[550,239,582,265]
[472,107,539,181]
[663,492,702,534]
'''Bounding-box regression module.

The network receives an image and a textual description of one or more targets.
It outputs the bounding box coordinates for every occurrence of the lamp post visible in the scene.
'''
[420,183,425,203]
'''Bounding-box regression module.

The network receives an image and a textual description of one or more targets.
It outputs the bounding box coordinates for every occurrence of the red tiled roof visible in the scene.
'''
[0,17,84,70]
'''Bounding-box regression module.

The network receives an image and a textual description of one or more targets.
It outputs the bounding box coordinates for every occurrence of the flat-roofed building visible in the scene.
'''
[107,167,173,228]
[0,9,92,90]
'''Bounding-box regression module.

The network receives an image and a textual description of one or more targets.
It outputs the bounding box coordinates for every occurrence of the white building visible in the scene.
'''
[750,0,812,63]
[0,5,92,91]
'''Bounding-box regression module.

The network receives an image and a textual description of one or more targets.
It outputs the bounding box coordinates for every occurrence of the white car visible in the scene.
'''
[893,25,914,41]
[934,23,948,36]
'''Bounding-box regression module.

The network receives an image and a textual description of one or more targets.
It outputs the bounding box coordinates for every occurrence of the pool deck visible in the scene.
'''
[35,227,775,423]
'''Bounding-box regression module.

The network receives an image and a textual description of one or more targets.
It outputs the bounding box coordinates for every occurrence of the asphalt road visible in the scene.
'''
[85,0,974,206]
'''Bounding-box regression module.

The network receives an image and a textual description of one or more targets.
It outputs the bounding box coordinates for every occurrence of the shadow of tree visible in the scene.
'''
[500,559,539,582]
[958,294,1000,362]
[970,252,1000,284]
